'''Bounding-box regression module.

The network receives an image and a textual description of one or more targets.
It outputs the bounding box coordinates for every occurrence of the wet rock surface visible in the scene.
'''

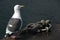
[1,24,60,40]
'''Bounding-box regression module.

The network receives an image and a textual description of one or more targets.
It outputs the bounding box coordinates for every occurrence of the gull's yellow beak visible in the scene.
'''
[20,5,24,7]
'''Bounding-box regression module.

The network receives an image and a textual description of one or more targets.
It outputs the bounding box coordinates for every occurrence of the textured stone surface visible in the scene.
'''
[1,24,60,40]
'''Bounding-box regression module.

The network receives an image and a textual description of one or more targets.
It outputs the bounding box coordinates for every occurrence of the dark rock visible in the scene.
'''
[1,24,60,40]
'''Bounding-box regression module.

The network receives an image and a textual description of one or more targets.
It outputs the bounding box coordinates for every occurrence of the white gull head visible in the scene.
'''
[12,5,24,19]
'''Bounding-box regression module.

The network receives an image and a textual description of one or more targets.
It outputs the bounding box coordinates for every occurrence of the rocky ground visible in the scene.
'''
[1,24,60,40]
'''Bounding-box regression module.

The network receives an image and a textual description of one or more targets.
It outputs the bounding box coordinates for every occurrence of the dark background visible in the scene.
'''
[0,0,60,38]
